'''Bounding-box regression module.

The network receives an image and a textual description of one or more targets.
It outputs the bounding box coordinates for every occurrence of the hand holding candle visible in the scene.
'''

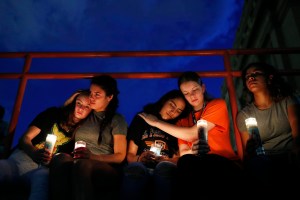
[245,117,265,155]
[194,119,210,156]
[150,143,162,156]
[39,134,57,166]
[197,119,208,142]
[73,140,87,159]
[45,134,57,154]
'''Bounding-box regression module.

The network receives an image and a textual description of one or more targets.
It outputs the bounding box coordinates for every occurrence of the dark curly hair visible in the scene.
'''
[143,89,188,124]
[241,62,295,103]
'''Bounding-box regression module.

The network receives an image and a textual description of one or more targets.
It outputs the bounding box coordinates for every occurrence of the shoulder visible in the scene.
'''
[36,106,61,117]
[30,107,61,126]
[112,113,128,124]
[43,106,61,114]
[209,98,226,106]
[207,99,227,110]
[284,95,299,105]
[130,113,145,123]
[237,104,253,121]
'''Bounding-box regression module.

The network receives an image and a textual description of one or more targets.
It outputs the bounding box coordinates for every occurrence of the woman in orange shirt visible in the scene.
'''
[139,71,243,199]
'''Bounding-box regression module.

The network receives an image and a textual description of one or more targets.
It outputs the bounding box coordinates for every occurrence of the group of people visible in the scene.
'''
[0,62,299,200]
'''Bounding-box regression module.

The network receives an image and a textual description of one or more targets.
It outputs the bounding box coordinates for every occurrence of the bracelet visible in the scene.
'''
[137,155,141,162]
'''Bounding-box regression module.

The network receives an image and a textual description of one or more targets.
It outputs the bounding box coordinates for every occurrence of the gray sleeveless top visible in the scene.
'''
[74,111,127,155]
[237,96,296,155]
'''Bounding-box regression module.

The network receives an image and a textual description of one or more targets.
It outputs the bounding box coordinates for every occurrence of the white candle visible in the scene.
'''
[150,143,162,156]
[74,140,86,150]
[197,119,208,142]
[244,117,265,155]
[45,134,57,154]
[245,117,257,128]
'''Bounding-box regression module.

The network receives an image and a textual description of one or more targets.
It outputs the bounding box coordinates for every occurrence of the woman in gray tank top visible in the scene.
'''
[236,62,300,198]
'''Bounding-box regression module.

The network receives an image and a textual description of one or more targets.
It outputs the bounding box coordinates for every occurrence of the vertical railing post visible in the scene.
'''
[223,51,243,160]
[4,54,32,157]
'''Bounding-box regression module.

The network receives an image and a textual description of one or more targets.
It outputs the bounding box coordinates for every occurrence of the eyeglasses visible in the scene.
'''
[245,71,265,81]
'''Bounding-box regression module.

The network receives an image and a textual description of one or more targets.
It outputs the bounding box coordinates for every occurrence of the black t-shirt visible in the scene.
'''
[127,114,178,158]
[28,107,75,154]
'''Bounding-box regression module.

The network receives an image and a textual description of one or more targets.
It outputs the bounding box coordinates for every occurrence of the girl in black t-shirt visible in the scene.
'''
[0,90,91,200]
[120,89,188,200]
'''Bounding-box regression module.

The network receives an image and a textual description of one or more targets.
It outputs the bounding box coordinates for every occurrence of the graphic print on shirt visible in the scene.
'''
[140,127,175,157]
[34,123,72,153]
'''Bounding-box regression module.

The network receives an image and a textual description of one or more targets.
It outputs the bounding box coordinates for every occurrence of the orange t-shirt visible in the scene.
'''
[177,99,238,160]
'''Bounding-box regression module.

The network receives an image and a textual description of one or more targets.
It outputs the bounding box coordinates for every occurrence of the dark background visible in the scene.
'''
[0,0,244,147]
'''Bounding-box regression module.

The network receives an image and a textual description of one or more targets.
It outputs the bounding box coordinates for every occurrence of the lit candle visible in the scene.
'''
[150,143,162,156]
[74,140,86,150]
[73,140,87,159]
[245,117,257,128]
[197,119,208,142]
[244,117,265,155]
[45,134,57,154]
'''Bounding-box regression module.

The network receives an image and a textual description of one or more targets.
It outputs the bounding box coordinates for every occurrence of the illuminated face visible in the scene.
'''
[160,97,186,120]
[180,80,205,111]
[245,67,268,93]
[89,84,113,112]
[74,95,91,120]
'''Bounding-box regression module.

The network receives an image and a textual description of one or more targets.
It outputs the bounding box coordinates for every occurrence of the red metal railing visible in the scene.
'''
[1,48,300,159]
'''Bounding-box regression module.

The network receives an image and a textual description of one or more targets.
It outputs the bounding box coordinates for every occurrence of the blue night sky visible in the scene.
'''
[0,0,244,147]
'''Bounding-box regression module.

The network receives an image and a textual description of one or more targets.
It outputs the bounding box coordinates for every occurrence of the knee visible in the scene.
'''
[0,160,17,182]
[33,167,49,177]
[51,153,73,166]
[177,154,197,168]
[154,161,177,177]
[30,168,49,187]
[124,162,148,178]
[73,159,93,172]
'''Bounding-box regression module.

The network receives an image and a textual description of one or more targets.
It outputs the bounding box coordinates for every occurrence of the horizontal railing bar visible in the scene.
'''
[2,70,300,79]
[0,48,300,58]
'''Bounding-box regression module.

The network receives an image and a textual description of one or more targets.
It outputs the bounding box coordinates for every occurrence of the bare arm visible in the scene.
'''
[138,112,215,142]
[288,103,300,156]
[19,126,51,164]
[288,104,300,139]
[179,143,193,156]
[90,134,127,164]
[19,126,41,156]
[126,140,139,163]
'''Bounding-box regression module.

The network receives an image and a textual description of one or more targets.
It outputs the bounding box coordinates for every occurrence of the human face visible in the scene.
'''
[180,80,205,111]
[74,95,91,120]
[160,97,186,120]
[89,84,113,112]
[245,67,268,93]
